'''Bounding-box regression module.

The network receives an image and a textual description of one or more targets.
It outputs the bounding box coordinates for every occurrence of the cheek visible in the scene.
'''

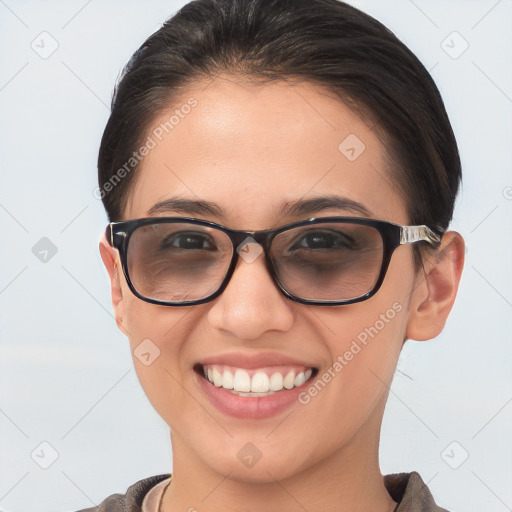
[310,299,405,394]
[121,294,189,412]
[296,268,411,433]
[120,295,215,437]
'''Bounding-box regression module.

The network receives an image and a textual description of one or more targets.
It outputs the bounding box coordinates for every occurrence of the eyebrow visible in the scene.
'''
[146,195,373,219]
[280,195,373,217]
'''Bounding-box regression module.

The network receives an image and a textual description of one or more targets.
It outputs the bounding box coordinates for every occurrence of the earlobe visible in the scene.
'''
[99,233,130,337]
[405,231,465,341]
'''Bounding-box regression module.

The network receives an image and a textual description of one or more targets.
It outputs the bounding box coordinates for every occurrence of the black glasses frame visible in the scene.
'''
[106,216,442,307]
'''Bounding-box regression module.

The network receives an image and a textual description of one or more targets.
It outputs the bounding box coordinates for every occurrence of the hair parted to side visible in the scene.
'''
[98,0,461,269]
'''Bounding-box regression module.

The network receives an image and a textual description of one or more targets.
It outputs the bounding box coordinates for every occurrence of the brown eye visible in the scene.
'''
[289,230,356,251]
[161,231,216,251]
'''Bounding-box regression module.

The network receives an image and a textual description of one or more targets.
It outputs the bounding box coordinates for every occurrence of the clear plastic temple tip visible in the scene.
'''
[400,225,441,245]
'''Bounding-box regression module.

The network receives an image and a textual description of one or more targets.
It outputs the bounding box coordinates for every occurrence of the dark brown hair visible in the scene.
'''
[98,0,461,268]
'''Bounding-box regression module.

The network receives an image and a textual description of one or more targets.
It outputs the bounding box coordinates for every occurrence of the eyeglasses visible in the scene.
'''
[105,216,442,307]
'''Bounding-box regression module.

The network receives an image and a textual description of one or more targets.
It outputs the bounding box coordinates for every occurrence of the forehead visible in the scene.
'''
[124,75,408,227]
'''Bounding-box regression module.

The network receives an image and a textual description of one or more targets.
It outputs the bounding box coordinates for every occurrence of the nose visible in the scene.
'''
[206,243,294,341]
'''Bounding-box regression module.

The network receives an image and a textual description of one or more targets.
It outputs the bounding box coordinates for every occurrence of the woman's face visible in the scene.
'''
[103,76,432,481]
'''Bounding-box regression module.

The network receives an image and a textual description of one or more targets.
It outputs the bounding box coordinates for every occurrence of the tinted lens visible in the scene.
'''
[127,222,232,302]
[271,222,383,302]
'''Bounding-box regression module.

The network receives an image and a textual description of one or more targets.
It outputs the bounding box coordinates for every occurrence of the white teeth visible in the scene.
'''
[233,369,251,392]
[202,365,315,394]
[212,367,223,387]
[283,371,295,390]
[294,372,305,387]
[222,369,234,390]
[251,372,270,393]
[269,372,283,391]
[230,390,276,397]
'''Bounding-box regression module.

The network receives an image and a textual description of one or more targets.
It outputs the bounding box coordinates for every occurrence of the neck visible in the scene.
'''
[162,396,397,512]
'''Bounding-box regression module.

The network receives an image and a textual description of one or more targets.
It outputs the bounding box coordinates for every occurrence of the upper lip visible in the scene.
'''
[197,352,318,369]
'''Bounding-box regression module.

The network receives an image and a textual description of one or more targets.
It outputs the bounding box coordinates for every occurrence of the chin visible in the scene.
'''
[200,446,310,484]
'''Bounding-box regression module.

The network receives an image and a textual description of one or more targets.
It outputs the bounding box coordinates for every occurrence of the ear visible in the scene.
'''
[405,231,465,341]
[99,232,130,337]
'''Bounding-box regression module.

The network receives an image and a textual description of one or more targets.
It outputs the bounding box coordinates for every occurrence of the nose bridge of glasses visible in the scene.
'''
[228,228,274,255]
[224,229,283,299]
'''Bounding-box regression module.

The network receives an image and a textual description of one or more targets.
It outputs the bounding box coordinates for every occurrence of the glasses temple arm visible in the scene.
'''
[400,225,442,245]
[105,224,113,246]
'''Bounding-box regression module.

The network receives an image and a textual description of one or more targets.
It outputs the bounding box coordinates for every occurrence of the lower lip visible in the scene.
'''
[194,369,313,419]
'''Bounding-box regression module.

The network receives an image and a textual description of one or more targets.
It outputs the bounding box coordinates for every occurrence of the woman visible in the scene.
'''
[81,0,465,510]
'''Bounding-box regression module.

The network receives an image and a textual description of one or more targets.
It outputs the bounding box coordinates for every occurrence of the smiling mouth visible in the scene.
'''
[194,363,319,397]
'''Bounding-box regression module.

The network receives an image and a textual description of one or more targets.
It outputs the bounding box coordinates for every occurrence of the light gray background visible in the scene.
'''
[0,1,510,511]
